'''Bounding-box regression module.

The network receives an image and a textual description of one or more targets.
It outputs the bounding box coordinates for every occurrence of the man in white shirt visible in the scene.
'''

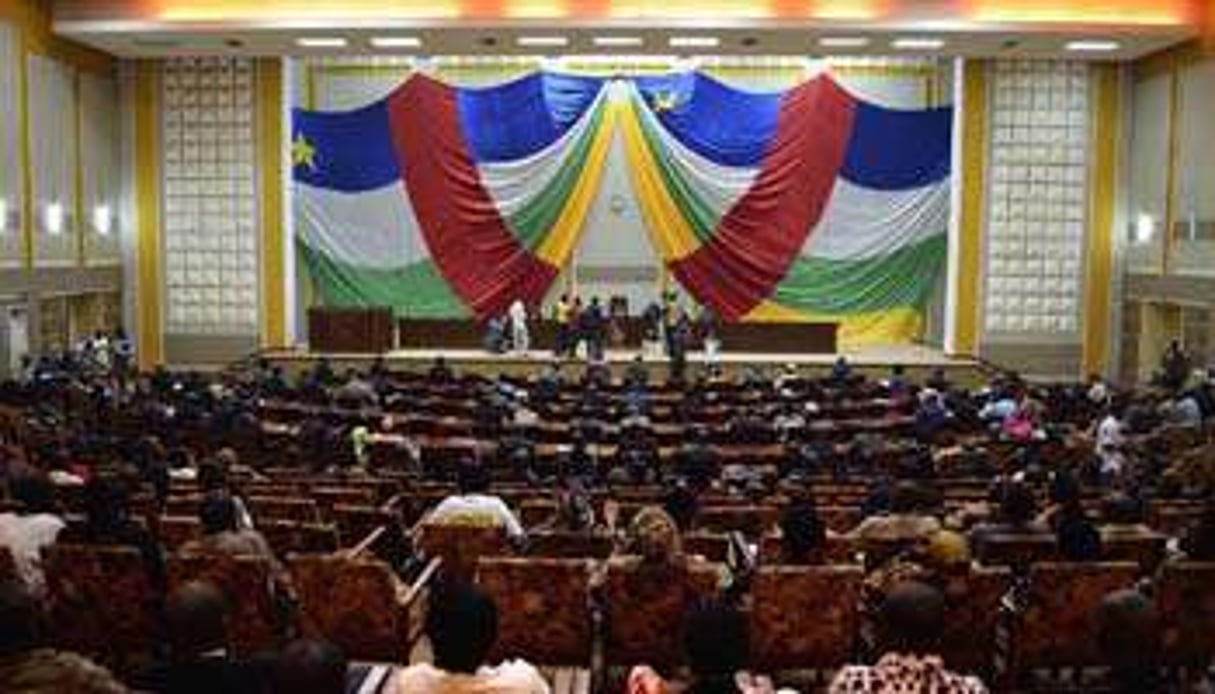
[1095,405,1127,480]
[393,583,549,694]
[0,474,65,596]
[427,462,525,539]
[508,299,530,354]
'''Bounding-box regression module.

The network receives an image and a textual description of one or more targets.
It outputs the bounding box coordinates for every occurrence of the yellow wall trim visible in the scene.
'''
[133,61,163,369]
[0,0,114,75]
[73,69,85,266]
[256,58,287,349]
[952,59,988,357]
[1081,64,1121,377]
[1161,63,1181,273]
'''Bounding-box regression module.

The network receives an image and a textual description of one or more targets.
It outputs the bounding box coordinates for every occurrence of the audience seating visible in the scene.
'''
[476,557,595,666]
[750,564,863,673]
[290,553,436,662]
[167,552,281,656]
[1157,561,1215,671]
[43,545,161,672]
[939,565,1011,678]
[1011,561,1140,674]
[415,522,509,584]
[601,559,722,669]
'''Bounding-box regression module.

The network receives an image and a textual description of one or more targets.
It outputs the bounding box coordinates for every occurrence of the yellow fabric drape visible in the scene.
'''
[617,86,701,262]
[535,95,619,267]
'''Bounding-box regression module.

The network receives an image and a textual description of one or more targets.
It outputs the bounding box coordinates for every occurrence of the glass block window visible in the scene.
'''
[162,57,258,335]
[984,59,1088,335]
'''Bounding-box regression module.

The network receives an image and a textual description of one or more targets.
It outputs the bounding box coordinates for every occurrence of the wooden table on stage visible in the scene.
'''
[397,317,838,354]
[308,307,394,353]
[717,322,837,354]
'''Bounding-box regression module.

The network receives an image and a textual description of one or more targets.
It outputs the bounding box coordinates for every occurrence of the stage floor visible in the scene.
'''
[263,343,991,384]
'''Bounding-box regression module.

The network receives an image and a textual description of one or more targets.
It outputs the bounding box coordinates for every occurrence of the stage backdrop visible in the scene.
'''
[292,69,952,346]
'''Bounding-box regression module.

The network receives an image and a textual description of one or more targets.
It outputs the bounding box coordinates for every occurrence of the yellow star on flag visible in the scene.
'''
[292,133,317,171]
[652,91,680,113]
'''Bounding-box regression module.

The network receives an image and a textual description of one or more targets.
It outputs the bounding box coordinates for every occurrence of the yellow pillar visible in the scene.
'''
[950,60,988,357]
[1081,64,1121,377]
[16,15,31,270]
[133,60,163,369]
[256,58,287,349]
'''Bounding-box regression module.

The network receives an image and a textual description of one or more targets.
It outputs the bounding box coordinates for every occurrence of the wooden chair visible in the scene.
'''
[1156,561,1215,670]
[939,565,1011,678]
[330,504,396,548]
[750,564,863,672]
[527,531,613,559]
[43,544,161,671]
[974,532,1058,570]
[168,551,281,656]
[759,533,857,564]
[247,496,321,523]
[416,522,509,584]
[697,505,779,536]
[1011,562,1140,676]
[157,515,202,550]
[290,553,437,662]
[601,558,722,669]
[1100,531,1168,573]
[476,557,594,665]
[259,520,340,556]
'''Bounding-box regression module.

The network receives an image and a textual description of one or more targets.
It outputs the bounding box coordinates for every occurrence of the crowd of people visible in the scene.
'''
[0,331,1213,692]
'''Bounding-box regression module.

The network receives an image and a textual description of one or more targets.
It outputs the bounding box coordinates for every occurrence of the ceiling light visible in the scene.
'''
[517,36,568,47]
[44,203,64,235]
[1066,40,1120,52]
[669,36,720,48]
[819,36,871,48]
[593,36,644,48]
[370,36,422,49]
[892,37,945,50]
[296,37,347,48]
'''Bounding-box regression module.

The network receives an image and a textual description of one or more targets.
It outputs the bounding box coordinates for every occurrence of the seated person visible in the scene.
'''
[628,600,775,694]
[830,581,988,693]
[1099,492,1155,540]
[0,473,65,597]
[426,461,525,540]
[0,580,127,694]
[136,581,271,694]
[181,494,280,571]
[849,481,941,544]
[1055,501,1103,561]
[273,638,348,694]
[392,583,548,694]
[969,480,1050,549]
[1092,589,1166,694]
[1180,496,1215,560]
[776,495,828,564]
[64,475,165,589]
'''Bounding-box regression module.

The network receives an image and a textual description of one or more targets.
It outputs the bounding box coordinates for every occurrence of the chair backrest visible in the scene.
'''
[168,551,280,655]
[43,544,160,669]
[1157,561,1215,668]
[527,531,613,559]
[697,505,779,536]
[974,532,1058,569]
[331,504,395,548]
[290,554,408,662]
[417,522,509,584]
[247,496,320,523]
[1016,561,1140,670]
[1100,531,1167,573]
[759,533,856,565]
[476,557,594,665]
[603,557,722,668]
[750,564,863,671]
[939,565,1012,677]
[157,515,202,550]
[259,520,340,556]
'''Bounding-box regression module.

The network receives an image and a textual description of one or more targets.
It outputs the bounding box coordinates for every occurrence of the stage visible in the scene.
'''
[261,343,993,386]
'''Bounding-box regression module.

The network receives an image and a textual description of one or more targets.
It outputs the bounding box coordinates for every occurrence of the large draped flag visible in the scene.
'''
[293,72,613,320]
[622,72,952,346]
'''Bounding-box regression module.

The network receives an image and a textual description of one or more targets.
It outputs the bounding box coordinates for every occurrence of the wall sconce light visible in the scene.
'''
[44,202,64,235]
[1135,213,1154,244]
[92,204,113,236]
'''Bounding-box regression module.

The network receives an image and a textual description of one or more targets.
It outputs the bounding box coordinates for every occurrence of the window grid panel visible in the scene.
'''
[161,57,258,335]
[984,60,1089,335]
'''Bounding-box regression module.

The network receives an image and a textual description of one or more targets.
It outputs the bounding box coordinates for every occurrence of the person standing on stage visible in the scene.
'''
[662,290,680,358]
[554,294,573,358]
[508,299,530,354]
[697,304,720,365]
[581,297,606,362]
